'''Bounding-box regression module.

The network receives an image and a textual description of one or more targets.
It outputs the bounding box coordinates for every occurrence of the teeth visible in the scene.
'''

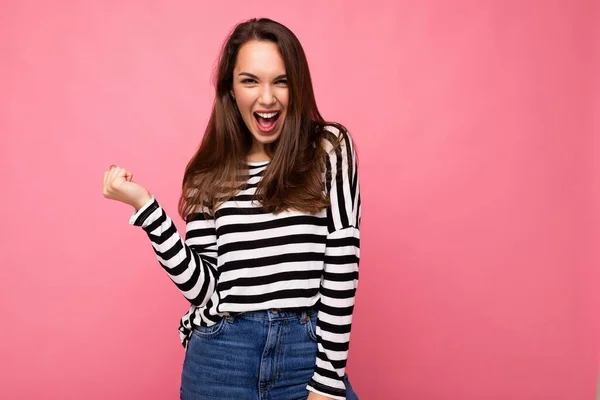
[256,112,278,119]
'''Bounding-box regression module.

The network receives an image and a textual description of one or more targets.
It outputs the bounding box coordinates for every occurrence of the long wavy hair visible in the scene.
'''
[178,18,345,220]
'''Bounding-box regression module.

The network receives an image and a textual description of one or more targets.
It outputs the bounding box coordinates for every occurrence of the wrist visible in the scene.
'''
[132,193,153,211]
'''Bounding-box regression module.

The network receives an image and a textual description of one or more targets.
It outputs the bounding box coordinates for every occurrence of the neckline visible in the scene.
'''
[246,160,271,166]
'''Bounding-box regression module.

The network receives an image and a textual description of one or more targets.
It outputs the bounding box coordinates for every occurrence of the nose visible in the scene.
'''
[258,86,277,106]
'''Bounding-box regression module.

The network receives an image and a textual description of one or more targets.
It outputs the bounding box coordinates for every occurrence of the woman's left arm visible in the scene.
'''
[307,127,361,400]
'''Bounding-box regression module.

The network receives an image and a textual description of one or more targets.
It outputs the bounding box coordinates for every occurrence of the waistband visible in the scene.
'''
[223,307,315,321]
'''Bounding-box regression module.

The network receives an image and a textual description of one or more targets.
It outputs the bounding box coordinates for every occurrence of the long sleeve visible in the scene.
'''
[129,196,219,308]
[308,128,361,399]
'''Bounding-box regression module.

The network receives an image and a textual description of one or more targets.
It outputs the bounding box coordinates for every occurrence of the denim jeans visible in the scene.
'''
[180,308,358,400]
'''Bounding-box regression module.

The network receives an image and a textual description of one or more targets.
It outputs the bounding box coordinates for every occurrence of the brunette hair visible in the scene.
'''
[178,17,347,220]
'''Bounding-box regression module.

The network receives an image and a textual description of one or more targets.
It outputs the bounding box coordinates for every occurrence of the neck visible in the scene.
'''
[248,142,270,163]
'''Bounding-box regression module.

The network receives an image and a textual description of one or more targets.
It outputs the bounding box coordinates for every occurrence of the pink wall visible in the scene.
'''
[591,1,600,397]
[1,1,597,399]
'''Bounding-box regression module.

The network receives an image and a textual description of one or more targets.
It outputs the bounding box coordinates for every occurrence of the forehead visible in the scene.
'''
[234,40,286,76]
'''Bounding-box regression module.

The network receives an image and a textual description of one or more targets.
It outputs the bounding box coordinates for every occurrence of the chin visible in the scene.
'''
[252,131,281,144]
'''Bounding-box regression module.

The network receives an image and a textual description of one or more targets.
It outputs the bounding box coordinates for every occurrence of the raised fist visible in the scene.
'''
[103,165,152,211]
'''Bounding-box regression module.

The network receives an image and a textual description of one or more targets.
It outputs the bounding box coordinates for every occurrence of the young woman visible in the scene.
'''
[103,18,361,400]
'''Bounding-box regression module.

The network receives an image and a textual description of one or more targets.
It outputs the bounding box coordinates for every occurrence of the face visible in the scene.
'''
[231,40,289,155]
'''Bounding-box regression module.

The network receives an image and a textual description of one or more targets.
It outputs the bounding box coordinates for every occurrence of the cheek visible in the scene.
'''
[278,90,290,108]
[232,86,249,109]
[235,96,254,115]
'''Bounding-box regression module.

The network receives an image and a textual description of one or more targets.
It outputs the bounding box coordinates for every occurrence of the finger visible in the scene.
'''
[114,167,130,185]
[123,168,132,180]
[108,166,121,185]
[119,168,131,181]
[104,166,115,182]
[107,165,117,181]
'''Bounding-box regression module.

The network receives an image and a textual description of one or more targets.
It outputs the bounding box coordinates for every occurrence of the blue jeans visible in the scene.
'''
[180,308,358,400]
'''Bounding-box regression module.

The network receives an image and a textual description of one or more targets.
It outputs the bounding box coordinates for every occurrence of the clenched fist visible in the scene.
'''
[103,165,152,211]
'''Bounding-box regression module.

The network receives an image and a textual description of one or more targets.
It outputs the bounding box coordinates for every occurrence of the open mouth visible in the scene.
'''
[253,111,281,134]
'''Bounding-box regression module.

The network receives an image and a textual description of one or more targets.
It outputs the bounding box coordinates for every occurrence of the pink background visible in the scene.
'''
[1,1,598,399]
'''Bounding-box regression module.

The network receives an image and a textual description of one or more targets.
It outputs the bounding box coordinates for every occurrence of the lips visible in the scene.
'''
[253,111,281,134]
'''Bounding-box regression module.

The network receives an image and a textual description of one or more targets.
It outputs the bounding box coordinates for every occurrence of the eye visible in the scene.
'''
[241,78,256,84]
[275,79,288,85]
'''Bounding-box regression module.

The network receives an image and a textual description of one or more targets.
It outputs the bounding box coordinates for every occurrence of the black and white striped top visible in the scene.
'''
[129,125,361,399]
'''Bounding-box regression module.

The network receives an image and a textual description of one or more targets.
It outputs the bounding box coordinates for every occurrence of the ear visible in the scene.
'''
[230,90,235,100]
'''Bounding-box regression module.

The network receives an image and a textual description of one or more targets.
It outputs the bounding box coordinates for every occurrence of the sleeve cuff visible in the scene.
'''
[128,196,158,227]
[307,379,346,400]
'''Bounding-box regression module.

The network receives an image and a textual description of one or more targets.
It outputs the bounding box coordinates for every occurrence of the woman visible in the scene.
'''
[103,18,361,400]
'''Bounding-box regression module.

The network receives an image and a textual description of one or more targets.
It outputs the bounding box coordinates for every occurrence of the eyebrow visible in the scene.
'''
[238,72,287,80]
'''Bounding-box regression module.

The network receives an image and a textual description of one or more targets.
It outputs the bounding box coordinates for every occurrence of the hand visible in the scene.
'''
[307,392,335,400]
[103,165,152,210]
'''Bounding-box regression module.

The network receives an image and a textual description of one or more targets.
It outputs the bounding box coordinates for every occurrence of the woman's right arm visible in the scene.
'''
[103,165,218,307]
[129,197,218,307]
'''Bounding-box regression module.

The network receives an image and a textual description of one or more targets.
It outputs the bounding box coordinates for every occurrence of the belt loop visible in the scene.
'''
[224,312,234,323]
[300,310,309,324]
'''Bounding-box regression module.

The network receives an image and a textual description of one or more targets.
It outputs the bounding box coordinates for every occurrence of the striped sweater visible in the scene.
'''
[129,125,361,399]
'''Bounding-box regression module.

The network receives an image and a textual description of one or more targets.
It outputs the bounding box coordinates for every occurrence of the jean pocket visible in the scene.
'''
[191,317,226,338]
[305,313,318,342]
